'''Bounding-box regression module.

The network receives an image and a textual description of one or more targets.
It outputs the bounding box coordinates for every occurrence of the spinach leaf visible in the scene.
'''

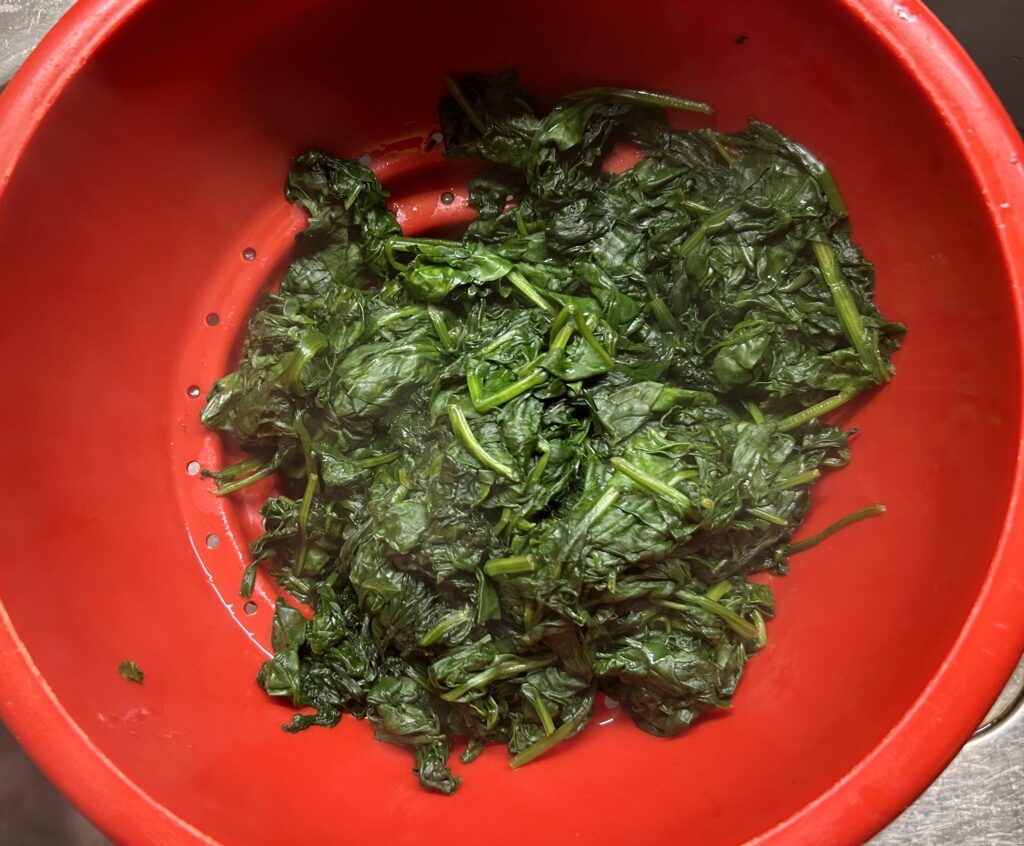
[202,73,901,792]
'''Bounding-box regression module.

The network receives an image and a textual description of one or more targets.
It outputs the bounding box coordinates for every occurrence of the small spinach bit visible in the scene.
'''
[201,72,901,793]
[118,660,144,684]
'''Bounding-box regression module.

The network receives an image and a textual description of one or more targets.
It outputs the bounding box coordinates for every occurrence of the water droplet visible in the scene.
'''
[440,191,455,205]
[358,153,372,166]
[241,246,256,261]
[187,385,201,398]
[893,4,916,21]
[999,202,1011,209]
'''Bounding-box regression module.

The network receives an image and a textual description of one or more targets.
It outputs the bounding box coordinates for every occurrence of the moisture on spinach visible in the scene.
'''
[200,72,903,794]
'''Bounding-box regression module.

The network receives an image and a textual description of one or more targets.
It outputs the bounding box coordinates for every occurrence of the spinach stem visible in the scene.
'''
[427,305,455,351]
[812,239,883,378]
[679,204,739,257]
[444,75,487,133]
[292,416,320,576]
[507,269,555,314]
[483,555,536,577]
[747,507,788,526]
[777,468,821,490]
[572,309,614,369]
[700,129,738,165]
[509,712,588,768]
[356,452,399,469]
[549,321,575,351]
[448,404,520,481]
[514,208,529,237]
[565,86,713,115]
[788,504,886,553]
[207,455,262,481]
[611,456,692,509]
[524,688,556,736]
[659,593,759,641]
[745,401,766,425]
[441,655,556,702]
[419,609,471,647]
[647,286,683,333]
[778,389,855,432]
[213,462,279,495]
[472,371,548,413]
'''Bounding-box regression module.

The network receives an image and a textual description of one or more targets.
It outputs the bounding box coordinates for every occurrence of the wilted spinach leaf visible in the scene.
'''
[201,73,901,793]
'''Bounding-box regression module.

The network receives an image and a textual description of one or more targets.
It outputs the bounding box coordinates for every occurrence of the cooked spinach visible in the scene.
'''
[118,660,144,684]
[201,72,902,793]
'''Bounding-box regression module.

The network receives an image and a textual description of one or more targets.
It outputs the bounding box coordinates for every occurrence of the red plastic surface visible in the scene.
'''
[1,1,1023,844]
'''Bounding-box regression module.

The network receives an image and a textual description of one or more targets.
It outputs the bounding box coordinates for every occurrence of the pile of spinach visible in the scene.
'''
[201,73,902,793]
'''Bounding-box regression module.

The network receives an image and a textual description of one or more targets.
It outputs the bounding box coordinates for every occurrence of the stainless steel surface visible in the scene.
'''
[0,1,1022,843]
[0,0,72,85]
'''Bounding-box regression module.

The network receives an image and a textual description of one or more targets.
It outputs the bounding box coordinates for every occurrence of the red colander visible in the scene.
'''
[1,1,1023,844]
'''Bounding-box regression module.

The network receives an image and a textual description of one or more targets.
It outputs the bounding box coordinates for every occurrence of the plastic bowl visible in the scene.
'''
[1,0,1023,843]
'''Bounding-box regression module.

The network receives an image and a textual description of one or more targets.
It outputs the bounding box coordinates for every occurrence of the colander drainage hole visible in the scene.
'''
[206,533,220,549]
[187,385,201,398]
[358,153,372,166]
[205,312,220,326]
[243,601,258,615]
[186,461,201,476]
[242,246,257,261]
[425,131,443,152]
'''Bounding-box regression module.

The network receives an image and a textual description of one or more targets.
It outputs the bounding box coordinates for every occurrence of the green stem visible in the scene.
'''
[778,390,855,433]
[514,208,529,238]
[483,555,536,577]
[509,712,588,768]
[473,371,548,413]
[427,306,455,351]
[679,205,739,257]
[356,452,399,469]
[523,688,556,736]
[647,287,684,334]
[388,235,453,250]
[441,655,556,702]
[745,401,766,425]
[747,507,788,526]
[565,86,713,115]
[205,455,263,482]
[788,504,886,554]
[777,468,821,490]
[700,129,738,165]
[751,609,769,650]
[448,404,520,481]
[572,309,614,369]
[549,321,575,352]
[659,593,759,641]
[507,270,555,314]
[213,462,279,495]
[611,456,692,509]
[281,332,328,396]
[419,609,471,647]
[444,76,487,134]
[705,580,732,602]
[292,416,320,576]
[812,239,881,378]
